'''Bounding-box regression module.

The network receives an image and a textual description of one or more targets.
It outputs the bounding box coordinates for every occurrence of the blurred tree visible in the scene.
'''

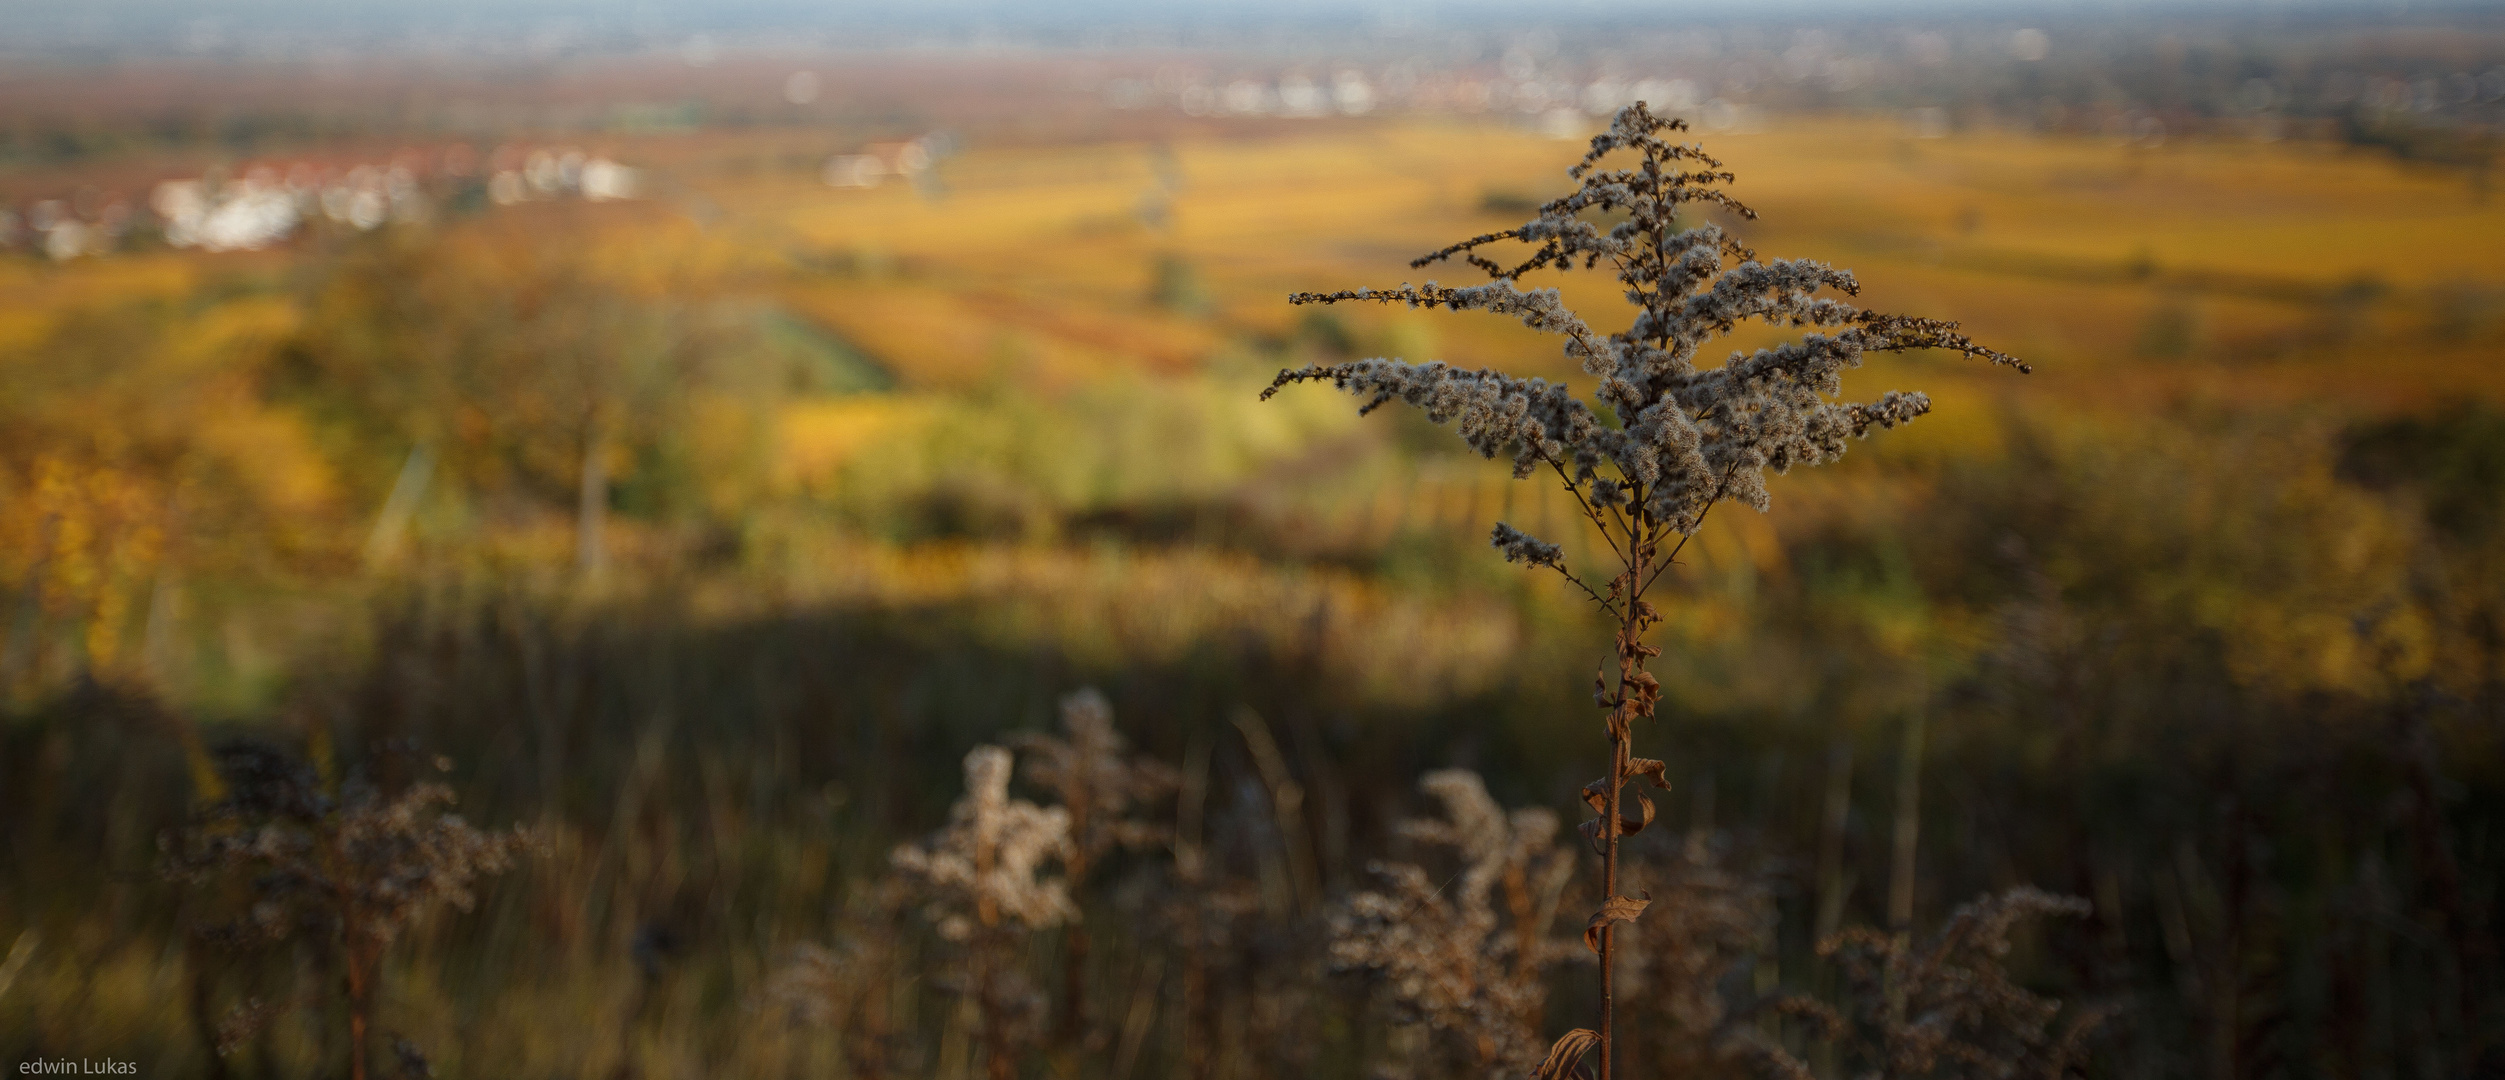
[0,294,336,701]
[279,232,753,573]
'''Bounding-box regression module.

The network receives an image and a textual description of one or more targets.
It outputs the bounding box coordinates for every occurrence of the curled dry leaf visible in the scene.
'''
[1625,671,1661,702]
[1583,892,1652,955]
[1579,779,1609,816]
[1533,1028,1600,1080]
[1579,764,1663,844]
[1622,758,1670,790]
[1618,792,1657,839]
[1573,755,1676,851]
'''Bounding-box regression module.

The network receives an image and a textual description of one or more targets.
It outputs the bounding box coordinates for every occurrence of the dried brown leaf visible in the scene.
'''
[1625,791,1655,836]
[1580,778,1610,817]
[1623,758,1670,791]
[1583,892,1652,954]
[1579,778,1658,842]
[1533,1028,1600,1080]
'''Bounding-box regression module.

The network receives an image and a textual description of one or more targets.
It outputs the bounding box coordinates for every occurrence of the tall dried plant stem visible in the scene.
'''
[1059,909,1092,1047]
[1600,573,1634,1080]
[1264,103,2025,1080]
[1173,739,1213,1080]
[981,946,1016,1080]
[1884,707,1926,1031]
[1586,473,1708,1080]
[346,948,372,1080]
[1888,709,1926,936]
[971,826,1015,1080]
[1600,726,1624,1080]
[1050,803,1093,1049]
[339,874,379,1080]
[1815,743,1854,942]
[183,933,231,1080]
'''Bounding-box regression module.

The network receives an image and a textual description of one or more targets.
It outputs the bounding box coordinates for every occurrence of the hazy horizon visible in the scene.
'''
[13,0,2501,60]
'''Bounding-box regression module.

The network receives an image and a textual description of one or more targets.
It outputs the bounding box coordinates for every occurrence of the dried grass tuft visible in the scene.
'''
[1329,769,1581,1078]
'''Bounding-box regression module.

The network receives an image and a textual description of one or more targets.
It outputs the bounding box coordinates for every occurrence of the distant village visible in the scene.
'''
[8,28,2498,263]
[0,58,1693,265]
[8,129,968,261]
[1,146,641,261]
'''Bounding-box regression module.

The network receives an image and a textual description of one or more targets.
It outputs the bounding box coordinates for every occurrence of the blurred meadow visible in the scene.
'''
[3,6,2504,1079]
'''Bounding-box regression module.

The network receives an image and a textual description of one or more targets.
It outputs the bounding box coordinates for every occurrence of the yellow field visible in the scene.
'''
[661,116,2505,418]
[2,113,2499,706]
[11,114,2494,421]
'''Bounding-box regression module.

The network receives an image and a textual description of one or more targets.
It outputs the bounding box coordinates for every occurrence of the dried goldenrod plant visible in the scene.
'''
[1016,690,1181,869]
[765,923,908,1079]
[1795,887,2105,1080]
[1264,102,2024,1080]
[1328,770,1581,1078]
[1619,835,1813,1080]
[1157,840,1276,1080]
[1013,688,1180,1044]
[161,741,534,1080]
[766,867,922,1079]
[889,745,1079,1080]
